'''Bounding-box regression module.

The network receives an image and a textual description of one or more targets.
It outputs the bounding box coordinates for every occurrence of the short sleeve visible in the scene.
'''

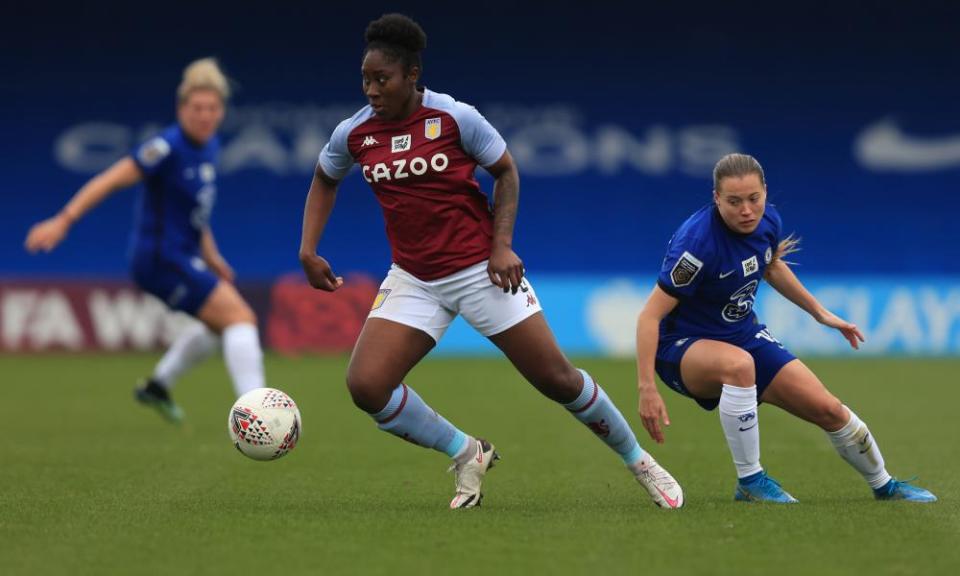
[657,233,712,299]
[132,135,172,177]
[317,118,355,180]
[452,103,507,167]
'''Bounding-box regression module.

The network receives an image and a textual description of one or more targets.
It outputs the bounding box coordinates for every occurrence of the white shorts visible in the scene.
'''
[367,260,543,342]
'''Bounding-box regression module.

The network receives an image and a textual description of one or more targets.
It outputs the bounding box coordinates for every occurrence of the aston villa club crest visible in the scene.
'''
[424,117,441,140]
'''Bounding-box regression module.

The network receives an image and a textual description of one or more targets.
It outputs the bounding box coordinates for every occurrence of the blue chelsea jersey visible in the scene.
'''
[657,203,782,343]
[129,124,219,257]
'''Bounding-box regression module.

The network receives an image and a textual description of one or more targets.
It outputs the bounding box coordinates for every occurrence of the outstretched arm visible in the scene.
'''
[764,259,864,349]
[635,285,680,444]
[483,150,525,294]
[25,157,142,253]
[298,165,343,292]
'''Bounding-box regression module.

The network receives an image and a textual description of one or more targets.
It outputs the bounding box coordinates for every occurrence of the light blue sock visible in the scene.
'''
[565,369,646,466]
[372,383,468,458]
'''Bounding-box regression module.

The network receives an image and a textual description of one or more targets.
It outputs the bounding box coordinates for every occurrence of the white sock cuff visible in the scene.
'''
[720,384,757,412]
[827,406,863,445]
[224,322,259,342]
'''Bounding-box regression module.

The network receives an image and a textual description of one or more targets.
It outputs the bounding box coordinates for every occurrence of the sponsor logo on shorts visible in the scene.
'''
[167,284,187,307]
[370,289,392,310]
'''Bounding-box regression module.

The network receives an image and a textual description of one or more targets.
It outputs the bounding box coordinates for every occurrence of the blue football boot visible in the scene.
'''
[734,471,798,503]
[874,478,937,502]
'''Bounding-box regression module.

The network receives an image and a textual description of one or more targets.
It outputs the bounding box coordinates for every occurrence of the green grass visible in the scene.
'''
[0,354,957,576]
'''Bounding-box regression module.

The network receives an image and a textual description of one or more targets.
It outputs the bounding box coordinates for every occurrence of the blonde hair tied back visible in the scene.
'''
[177,57,230,103]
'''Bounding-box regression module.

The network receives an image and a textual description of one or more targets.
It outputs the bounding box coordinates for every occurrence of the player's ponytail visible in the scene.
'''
[364,14,427,72]
[773,233,801,266]
[177,57,231,103]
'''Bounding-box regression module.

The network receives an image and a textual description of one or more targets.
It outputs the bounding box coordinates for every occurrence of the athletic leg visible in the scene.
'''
[152,321,219,389]
[488,312,683,508]
[762,360,935,501]
[197,281,264,396]
[680,339,795,502]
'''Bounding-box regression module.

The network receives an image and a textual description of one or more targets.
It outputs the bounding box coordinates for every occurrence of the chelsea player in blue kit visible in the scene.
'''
[634,153,936,503]
[25,59,266,422]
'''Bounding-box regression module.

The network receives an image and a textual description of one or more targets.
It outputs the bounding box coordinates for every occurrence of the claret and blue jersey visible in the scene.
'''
[318,88,507,281]
[127,124,220,314]
[657,203,782,344]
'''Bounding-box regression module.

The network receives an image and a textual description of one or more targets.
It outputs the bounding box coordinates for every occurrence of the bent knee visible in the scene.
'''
[232,305,257,325]
[816,398,848,431]
[530,364,582,403]
[720,350,756,387]
[345,369,392,413]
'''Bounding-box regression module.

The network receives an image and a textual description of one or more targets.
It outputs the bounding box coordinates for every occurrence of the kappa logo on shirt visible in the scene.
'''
[361,136,380,147]
[391,134,411,153]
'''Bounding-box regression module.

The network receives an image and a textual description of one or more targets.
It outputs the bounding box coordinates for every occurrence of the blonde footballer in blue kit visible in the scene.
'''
[635,153,937,503]
[25,59,267,422]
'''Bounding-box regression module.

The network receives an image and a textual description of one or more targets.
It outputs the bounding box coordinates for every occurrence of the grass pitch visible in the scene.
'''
[0,354,957,576]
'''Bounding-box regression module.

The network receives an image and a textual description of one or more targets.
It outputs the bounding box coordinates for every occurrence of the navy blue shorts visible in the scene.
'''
[130,252,218,316]
[655,326,797,411]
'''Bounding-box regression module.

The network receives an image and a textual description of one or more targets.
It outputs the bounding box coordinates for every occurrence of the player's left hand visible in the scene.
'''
[300,253,344,292]
[818,311,865,350]
[209,257,235,283]
[488,244,524,294]
[638,387,671,444]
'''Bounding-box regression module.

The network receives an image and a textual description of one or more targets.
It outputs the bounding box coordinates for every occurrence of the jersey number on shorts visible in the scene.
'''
[754,328,783,346]
[722,280,759,323]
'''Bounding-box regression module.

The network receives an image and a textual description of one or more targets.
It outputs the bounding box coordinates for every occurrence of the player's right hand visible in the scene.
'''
[24,215,71,253]
[638,386,671,444]
[300,253,343,292]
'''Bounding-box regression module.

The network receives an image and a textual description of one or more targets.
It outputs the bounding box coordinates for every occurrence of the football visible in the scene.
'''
[228,388,301,461]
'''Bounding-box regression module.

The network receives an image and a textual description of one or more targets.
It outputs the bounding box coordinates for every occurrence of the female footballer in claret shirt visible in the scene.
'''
[299,13,683,509]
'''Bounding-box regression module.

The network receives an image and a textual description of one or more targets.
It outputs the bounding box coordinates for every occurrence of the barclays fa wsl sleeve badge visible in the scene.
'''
[670,251,703,287]
[138,137,171,167]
